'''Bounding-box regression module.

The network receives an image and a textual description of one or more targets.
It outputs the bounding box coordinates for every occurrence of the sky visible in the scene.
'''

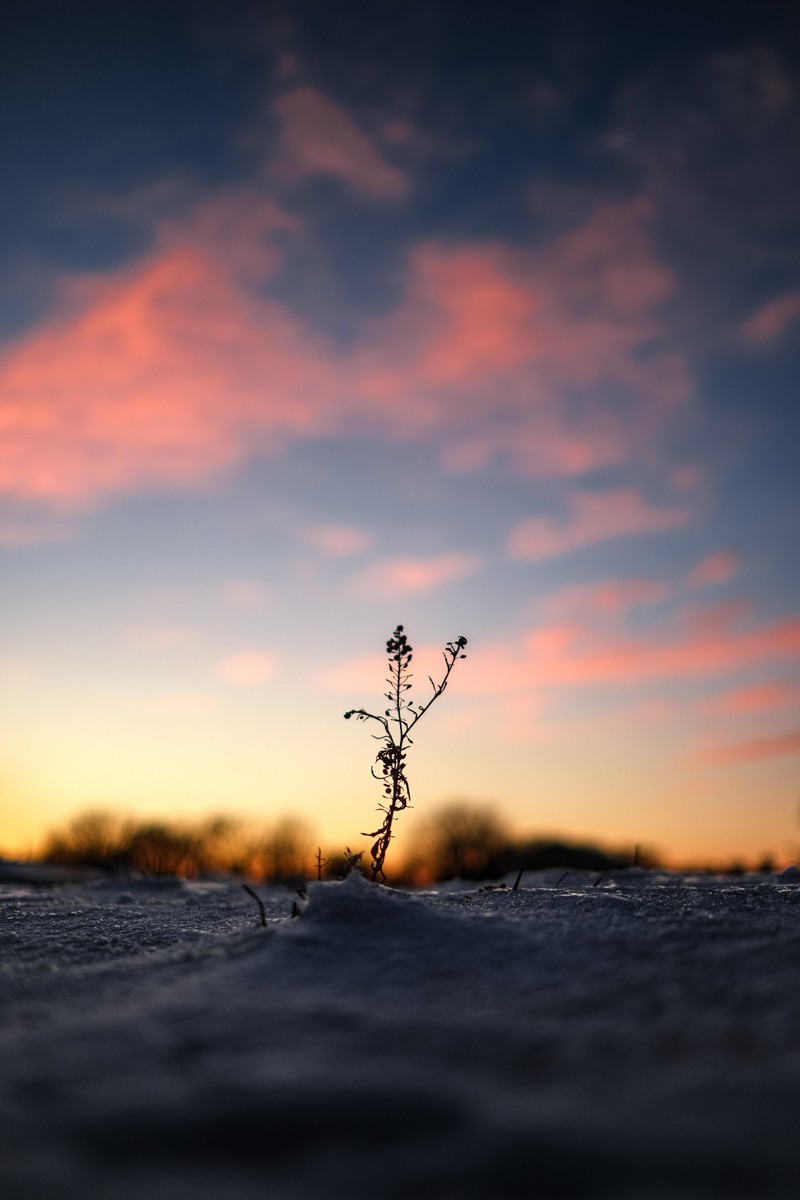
[1,0,799,867]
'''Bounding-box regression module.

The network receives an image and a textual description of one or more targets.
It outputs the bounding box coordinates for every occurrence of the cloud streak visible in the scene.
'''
[298,523,373,558]
[459,606,800,695]
[507,488,692,561]
[693,727,800,766]
[741,290,800,345]
[686,552,741,589]
[349,552,481,598]
[704,682,800,715]
[270,87,408,197]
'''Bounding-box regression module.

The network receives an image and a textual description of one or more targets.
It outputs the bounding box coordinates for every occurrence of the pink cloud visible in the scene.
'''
[217,651,276,686]
[704,681,800,715]
[322,603,800,761]
[351,199,688,477]
[692,727,800,766]
[0,192,690,531]
[299,523,373,558]
[157,188,302,283]
[540,577,671,617]
[671,464,704,492]
[458,606,800,696]
[741,290,800,345]
[271,87,408,198]
[0,197,336,511]
[687,551,740,588]
[507,488,692,560]
[534,556,743,624]
[349,552,480,598]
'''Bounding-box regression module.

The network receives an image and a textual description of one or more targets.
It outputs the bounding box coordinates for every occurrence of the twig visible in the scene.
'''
[512,868,524,891]
[242,883,266,927]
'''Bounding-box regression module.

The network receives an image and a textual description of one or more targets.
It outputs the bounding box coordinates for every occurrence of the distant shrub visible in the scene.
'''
[344,624,467,882]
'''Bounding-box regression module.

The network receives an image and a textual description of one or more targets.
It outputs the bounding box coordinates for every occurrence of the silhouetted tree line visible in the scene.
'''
[42,811,313,885]
[40,802,656,884]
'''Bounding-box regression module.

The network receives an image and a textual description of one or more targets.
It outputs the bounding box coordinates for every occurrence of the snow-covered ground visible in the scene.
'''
[2,869,799,1199]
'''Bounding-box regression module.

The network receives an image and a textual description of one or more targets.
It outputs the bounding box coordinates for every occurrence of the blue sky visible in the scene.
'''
[1,0,799,865]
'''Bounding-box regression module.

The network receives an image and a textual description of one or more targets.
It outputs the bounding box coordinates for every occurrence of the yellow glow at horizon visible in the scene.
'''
[2,680,797,868]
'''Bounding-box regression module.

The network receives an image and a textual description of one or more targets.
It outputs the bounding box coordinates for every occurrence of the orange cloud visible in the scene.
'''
[507,488,692,560]
[271,87,408,197]
[349,552,481,598]
[741,290,800,345]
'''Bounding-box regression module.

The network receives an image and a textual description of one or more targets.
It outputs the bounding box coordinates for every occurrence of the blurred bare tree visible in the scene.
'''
[404,801,511,882]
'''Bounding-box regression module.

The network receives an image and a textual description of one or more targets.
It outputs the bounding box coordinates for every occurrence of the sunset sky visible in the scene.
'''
[2,0,799,866]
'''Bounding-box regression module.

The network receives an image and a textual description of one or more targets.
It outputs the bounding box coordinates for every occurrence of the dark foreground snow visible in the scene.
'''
[1,869,800,1199]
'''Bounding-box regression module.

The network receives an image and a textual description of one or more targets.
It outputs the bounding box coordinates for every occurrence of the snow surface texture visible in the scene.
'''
[1,870,800,1200]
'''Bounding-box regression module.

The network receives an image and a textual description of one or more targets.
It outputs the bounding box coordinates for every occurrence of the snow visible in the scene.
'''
[2,869,800,1199]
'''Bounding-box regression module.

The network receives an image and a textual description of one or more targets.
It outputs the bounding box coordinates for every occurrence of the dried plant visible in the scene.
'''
[344,625,467,882]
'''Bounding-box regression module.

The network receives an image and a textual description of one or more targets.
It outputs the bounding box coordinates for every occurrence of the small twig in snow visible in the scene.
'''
[242,883,267,927]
